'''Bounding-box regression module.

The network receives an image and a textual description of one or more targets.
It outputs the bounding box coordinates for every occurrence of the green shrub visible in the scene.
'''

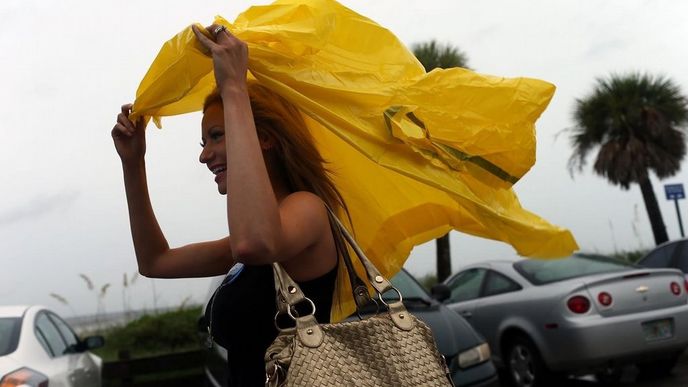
[94,306,202,360]
[611,249,649,264]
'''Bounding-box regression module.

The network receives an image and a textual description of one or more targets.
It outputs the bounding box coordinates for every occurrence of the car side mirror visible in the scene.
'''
[430,284,451,302]
[82,336,105,351]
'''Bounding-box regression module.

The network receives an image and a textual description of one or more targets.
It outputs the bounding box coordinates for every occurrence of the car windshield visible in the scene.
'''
[514,254,635,285]
[383,270,431,301]
[0,317,21,357]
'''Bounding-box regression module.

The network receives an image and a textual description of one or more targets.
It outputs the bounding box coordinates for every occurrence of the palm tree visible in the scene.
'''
[412,40,469,72]
[412,40,469,282]
[569,73,688,245]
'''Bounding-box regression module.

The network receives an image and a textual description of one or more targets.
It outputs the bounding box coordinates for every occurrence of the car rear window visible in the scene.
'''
[0,318,22,356]
[514,254,635,285]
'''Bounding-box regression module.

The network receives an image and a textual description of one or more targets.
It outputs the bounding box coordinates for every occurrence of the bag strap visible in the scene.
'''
[325,207,374,309]
[273,204,395,313]
[323,206,394,295]
[272,205,369,318]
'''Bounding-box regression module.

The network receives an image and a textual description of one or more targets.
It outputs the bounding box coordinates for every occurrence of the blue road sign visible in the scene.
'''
[665,184,685,200]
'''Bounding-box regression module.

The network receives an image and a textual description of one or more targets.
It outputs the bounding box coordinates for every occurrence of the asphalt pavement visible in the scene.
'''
[498,351,688,386]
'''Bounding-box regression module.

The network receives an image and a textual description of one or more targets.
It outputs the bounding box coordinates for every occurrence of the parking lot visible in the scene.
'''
[496,351,688,386]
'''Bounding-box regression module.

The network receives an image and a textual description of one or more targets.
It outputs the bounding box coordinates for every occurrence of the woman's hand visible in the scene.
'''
[192,24,248,95]
[112,104,146,165]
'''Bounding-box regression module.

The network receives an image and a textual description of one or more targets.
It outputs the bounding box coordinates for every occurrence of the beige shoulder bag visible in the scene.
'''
[265,208,454,386]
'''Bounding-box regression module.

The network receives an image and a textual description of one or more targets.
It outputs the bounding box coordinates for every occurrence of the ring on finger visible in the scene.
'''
[213,25,226,38]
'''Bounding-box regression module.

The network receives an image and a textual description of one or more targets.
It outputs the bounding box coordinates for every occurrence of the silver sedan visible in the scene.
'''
[434,254,688,387]
[0,305,104,387]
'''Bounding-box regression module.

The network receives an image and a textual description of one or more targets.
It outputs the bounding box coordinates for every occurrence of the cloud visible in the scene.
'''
[0,191,80,227]
[584,38,627,60]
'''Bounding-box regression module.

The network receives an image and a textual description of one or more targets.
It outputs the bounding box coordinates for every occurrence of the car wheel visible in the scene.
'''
[637,351,681,379]
[505,335,553,387]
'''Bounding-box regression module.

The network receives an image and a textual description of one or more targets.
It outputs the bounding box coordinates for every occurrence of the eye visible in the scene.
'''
[210,130,224,141]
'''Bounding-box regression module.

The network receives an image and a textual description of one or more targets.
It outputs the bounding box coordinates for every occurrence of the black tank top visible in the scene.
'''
[205,263,337,387]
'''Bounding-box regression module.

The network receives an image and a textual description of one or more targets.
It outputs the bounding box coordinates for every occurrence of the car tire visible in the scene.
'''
[636,351,681,379]
[504,335,554,387]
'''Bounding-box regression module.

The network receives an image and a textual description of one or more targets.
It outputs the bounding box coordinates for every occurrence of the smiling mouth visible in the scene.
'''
[211,166,226,175]
[210,165,227,184]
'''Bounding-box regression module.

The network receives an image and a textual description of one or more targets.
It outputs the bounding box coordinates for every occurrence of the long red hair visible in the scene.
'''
[203,82,349,219]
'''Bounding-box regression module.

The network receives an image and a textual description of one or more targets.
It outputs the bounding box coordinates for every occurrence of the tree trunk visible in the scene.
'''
[436,233,452,282]
[639,176,669,245]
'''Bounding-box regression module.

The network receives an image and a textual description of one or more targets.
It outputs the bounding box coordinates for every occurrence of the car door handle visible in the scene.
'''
[459,310,472,318]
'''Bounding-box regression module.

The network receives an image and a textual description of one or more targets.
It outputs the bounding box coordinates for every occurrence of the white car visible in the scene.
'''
[0,305,104,387]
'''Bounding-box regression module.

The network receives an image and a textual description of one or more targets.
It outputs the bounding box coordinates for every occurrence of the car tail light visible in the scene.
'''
[598,292,613,306]
[684,278,688,294]
[567,295,590,314]
[671,282,681,296]
[0,367,49,387]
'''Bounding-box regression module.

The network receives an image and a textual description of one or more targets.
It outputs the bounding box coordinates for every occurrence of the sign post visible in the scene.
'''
[665,183,685,238]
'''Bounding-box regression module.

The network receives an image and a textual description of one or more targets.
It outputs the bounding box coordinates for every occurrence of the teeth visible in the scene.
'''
[212,166,226,175]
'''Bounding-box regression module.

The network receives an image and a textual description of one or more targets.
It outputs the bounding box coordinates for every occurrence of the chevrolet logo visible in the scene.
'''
[636,286,649,293]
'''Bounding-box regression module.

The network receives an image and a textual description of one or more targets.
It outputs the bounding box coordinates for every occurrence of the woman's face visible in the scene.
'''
[200,102,228,195]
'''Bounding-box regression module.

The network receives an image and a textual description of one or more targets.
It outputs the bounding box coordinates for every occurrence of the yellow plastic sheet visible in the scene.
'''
[130,0,578,321]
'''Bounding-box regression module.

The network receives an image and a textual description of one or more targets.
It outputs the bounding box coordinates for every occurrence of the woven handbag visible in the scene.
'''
[265,209,454,387]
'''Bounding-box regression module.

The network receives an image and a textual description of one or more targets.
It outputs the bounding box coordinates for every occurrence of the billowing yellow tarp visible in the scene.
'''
[130,0,578,321]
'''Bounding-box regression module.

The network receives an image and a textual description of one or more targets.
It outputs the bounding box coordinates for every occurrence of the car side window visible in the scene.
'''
[672,241,688,273]
[446,268,486,302]
[48,313,79,351]
[641,243,676,268]
[35,313,67,357]
[483,270,522,297]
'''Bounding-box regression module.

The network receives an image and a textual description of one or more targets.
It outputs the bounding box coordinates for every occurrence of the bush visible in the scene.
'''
[611,249,649,264]
[94,306,202,360]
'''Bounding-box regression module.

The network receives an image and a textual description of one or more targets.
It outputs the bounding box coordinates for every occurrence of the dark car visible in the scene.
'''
[638,237,688,276]
[199,269,498,387]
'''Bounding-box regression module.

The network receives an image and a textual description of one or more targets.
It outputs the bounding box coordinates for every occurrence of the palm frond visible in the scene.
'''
[569,72,688,186]
[412,40,469,71]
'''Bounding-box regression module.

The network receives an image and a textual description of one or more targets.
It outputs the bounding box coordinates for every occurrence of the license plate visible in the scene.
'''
[642,318,674,341]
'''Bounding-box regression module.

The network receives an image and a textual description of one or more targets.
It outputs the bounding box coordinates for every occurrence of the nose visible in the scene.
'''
[199,146,214,164]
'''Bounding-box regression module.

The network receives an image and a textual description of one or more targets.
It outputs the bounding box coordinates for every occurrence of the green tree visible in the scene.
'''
[412,40,469,282]
[569,73,688,245]
[412,40,469,72]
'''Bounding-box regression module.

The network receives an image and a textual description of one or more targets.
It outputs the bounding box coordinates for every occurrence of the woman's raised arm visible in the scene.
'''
[112,104,234,278]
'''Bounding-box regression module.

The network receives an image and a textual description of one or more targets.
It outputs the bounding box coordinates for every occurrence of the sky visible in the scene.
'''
[2,0,688,317]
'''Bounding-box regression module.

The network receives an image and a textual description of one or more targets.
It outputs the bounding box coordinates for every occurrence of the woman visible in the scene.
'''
[111,24,346,386]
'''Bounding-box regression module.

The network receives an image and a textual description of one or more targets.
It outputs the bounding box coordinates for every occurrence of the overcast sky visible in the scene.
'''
[2,0,688,317]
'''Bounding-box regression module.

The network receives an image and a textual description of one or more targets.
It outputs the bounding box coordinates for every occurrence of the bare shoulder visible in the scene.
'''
[279,191,329,219]
[278,191,337,280]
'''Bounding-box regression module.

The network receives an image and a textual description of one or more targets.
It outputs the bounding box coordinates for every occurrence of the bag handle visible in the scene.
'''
[323,205,395,296]
[325,208,376,310]
[272,205,409,326]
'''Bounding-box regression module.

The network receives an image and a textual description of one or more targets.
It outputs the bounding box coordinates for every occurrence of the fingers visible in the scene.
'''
[117,112,136,132]
[208,24,230,42]
[121,103,133,116]
[112,123,133,138]
[114,104,137,137]
[135,116,147,130]
[192,24,216,53]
